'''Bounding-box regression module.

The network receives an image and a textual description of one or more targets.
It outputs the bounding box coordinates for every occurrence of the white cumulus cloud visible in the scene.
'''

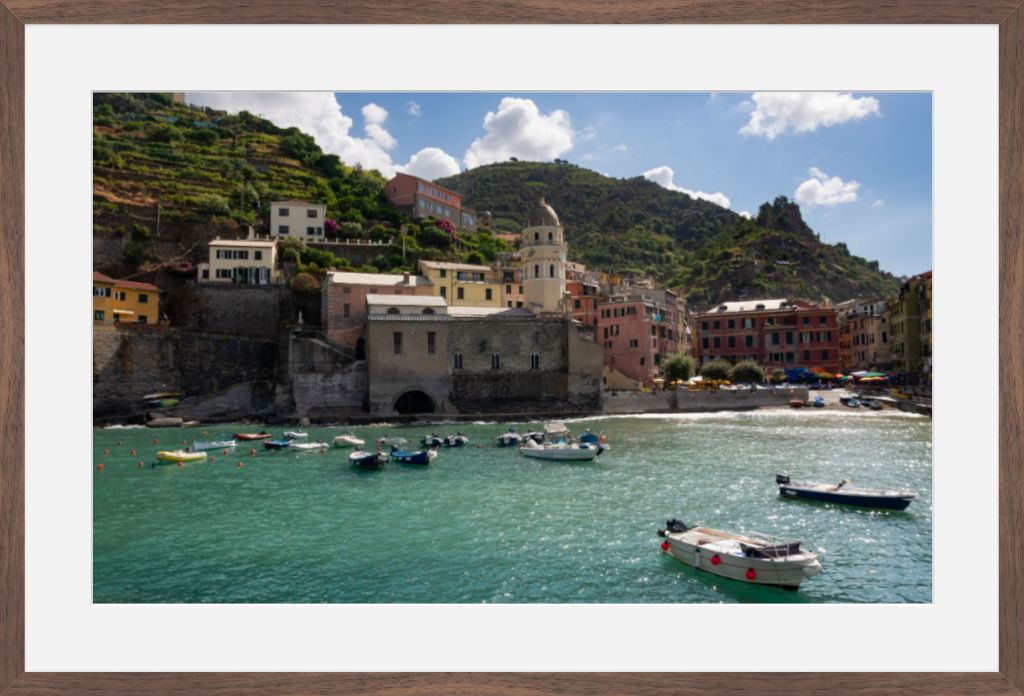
[185,92,460,180]
[794,167,861,208]
[405,100,421,117]
[398,147,461,180]
[464,97,575,168]
[740,92,881,140]
[642,165,731,209]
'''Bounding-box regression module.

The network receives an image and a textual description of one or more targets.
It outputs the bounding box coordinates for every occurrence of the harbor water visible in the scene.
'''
[93,410,932,603]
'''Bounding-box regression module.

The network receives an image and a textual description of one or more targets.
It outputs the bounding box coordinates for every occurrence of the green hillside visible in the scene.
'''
[438,161,900,307]
[92,93,508,276]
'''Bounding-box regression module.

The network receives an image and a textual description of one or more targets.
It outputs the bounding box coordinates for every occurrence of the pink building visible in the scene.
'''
[597,291,682,387]
[321,271,433,357]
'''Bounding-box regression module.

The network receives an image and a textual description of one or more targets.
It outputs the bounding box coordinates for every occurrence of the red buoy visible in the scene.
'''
[137,461,144,468]
[745,568,757,581]
[660,541,670,551]
[250,448,256,456]
[236,461,244,468]
[711,555,721,566]
[223,449,229,455]
[97,463,104,471]
[210,456,216,463]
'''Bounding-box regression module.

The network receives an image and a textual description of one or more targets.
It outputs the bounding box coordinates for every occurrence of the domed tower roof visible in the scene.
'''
[528,197,560,227]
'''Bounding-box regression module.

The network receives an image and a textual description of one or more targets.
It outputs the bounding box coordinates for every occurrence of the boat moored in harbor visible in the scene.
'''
[283,431,308,439]
[776,474,916,510]
[496,429,522,447]
[263,438,292,450]
[444,433,469,447]
[657,519,822,590]
[519,439,604,461]
[291,441,329,453]
[389,446,437,465]
[332,434,365,448]
[234,432,272,441]
[350,450,387,470]
[156,450,208,464]
[191,439,236,452]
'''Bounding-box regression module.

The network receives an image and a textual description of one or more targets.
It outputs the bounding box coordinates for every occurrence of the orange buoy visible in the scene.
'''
[210,456,216,463]
[236,461,244,468]
[97,463,105,471]
[177,461,184,468]
[203,431,208,437]
[130,449,137,455]
[223,449,229,455]
[250,448,256,456]
[137,461,144,468]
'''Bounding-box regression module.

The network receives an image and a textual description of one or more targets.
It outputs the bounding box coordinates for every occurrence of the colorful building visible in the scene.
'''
[693,298,841,374]
[521,198,567,315]
[597,289,683,387]
[92,272,161,326]
[321,271,433,354]
[886,271,932,381]
[385,173,477,231]
[418,260,502,307]
[836,298,890,372]
[269,200,326,240]
[198,238,279,285]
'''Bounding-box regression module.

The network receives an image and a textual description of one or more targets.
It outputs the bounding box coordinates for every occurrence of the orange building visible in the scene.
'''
[385,173,477,231]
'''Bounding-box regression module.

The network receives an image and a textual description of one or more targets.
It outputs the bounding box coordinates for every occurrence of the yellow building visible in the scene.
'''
[198,238,279,285]
[93,272,161,326]
[418,260,502,307]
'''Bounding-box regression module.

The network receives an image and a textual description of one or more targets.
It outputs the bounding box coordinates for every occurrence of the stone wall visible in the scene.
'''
[178,284,287,340]
[602,388,809,415]
[93,325,280,423]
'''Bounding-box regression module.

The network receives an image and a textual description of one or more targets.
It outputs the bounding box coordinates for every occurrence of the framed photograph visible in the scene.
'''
[1,3,1019,694]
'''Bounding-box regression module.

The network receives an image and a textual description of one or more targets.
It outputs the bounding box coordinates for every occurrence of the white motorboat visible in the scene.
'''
[656,519,823,590]
[333,434,365,448]
[519,439,603,461]
[191,438,236,451]
[283,431,308,439]
[496,429,522,447]
[542,421,572,444]
[291,441,329,453]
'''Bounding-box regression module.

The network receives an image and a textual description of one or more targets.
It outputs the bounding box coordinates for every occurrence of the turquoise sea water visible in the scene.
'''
[93,410,932,603]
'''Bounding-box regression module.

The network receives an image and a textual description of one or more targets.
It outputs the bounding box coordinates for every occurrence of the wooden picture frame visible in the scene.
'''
[0,2,1018,693]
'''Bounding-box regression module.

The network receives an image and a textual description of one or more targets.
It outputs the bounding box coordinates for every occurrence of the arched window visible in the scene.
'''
[490,353,501,369]
[386,307,400,315]
[534,232,539,241]
[533,264,540,279]
[530,353,540,369]
[547,231,553,241]
[549,264,555,278]
[422,308,435,315]
[452,352,464,369]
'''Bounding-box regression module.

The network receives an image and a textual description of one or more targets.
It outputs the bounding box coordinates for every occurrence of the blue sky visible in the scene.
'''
[187,91,932,277]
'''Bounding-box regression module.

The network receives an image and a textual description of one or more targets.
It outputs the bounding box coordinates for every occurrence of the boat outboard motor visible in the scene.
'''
[776,474,791,485]
[665,519,690,533]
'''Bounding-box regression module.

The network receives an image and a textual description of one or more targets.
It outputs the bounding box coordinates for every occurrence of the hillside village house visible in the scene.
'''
[418,260,503,308]
[321,271,433,355]
[836,298,890,372]
[385,173,478,232]
[197,238,279,285]
[597,288,683,388]
[270,200,326,240]
[694,298,841,374]
[92,272,160,326]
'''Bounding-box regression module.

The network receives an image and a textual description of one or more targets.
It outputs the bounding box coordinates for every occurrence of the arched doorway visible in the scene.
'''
[394,390,436,415]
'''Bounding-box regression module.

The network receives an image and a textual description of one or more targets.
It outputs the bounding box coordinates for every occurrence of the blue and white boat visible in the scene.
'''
[421,434,444,447]
[496,428,522,447]
[444,433,469,447]
[389,446,437,465]
[192,438,236,451]
[263,438,292,450]
[776,475,916,510]
[350,450,387,470]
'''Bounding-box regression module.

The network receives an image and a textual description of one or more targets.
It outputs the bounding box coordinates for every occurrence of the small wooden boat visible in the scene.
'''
[235,432,272,441]
[657,519,823,590]
[192,439,235,451]
[333,434,365,448]
[263,438,292,450]
[776,475,916,510]
[520,439,604,461]
[389,446,437,465]
[291,441,329,453]
[350,450,387,470]
[156,450,208,463]
[283,431,308,439]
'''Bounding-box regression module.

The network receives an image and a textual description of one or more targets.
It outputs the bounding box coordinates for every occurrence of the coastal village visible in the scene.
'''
[94,170,932,425]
